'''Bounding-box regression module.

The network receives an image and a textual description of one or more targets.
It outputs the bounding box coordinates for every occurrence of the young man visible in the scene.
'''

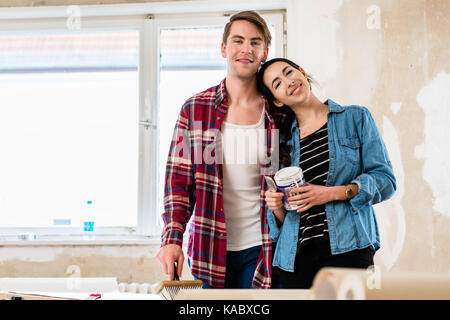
[156,11,278,288]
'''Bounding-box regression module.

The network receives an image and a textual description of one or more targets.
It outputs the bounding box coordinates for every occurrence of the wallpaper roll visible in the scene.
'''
[138,283,150,294]
[310,267,450,300]
[126,282,138,293]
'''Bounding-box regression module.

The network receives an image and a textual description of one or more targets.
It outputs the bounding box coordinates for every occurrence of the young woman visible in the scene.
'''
[256,58,396,289]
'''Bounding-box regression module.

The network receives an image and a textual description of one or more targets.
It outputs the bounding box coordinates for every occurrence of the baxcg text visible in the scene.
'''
[179,304,270,318]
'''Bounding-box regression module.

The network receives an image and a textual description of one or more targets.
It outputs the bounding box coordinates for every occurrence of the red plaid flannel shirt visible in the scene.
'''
[161,79,279,288]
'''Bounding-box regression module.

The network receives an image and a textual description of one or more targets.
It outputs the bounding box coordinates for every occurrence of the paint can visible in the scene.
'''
[274,166,306,210]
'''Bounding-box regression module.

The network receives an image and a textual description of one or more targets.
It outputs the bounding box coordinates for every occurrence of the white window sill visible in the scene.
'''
[0,235,162,246]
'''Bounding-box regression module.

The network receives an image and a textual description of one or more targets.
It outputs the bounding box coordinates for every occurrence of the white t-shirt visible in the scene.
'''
[221,109,266,251]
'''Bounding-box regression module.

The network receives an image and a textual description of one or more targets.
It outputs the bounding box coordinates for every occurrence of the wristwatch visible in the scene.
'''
[345,184,355,200]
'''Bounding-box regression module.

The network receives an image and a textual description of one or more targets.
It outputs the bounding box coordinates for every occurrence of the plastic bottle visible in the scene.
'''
[83,200,95,240]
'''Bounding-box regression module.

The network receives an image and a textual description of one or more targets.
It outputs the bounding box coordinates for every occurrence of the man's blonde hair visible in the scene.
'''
[222,11,272,48]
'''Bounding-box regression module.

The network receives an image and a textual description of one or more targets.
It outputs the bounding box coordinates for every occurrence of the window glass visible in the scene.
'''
[0,30,139,228]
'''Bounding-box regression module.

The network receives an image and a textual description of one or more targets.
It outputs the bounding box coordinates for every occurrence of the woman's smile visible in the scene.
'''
[289,82,303,96]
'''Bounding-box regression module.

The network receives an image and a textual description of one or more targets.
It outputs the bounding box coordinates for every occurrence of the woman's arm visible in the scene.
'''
[265,190,287,242]
[287,107,396,213]
[349,107,396,210]
[272,207,287,226]
[328,183,359,201]
[265,189,286,224]
[287,183,358,213]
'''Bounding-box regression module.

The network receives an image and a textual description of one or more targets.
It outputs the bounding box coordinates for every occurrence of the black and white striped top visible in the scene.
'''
[297,122,329,250]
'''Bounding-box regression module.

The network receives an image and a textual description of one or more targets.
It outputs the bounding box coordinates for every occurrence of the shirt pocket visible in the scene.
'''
[339,137,361,165]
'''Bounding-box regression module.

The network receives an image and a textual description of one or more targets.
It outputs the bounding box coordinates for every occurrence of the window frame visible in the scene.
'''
[0,16,152,241]
[0,4,286,243]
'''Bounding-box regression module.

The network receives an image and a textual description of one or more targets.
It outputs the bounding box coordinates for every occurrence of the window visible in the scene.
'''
[0,9,285,242]
[0,30,140,229]
[0,17,147,240]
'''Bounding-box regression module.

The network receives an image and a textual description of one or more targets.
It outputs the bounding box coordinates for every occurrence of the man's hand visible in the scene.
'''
[156,244,184,280]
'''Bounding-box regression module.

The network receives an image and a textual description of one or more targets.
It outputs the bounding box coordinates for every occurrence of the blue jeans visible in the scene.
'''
[189,245,262,288]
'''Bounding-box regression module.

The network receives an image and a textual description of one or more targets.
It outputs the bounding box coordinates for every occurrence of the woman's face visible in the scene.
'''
[262,61,311,107]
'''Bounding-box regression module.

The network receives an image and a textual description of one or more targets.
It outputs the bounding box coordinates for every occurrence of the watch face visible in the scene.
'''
[346,187,353,199]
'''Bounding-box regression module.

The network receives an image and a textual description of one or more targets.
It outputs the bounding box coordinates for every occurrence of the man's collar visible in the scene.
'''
[215,78,274,125]
[215,78,228,109]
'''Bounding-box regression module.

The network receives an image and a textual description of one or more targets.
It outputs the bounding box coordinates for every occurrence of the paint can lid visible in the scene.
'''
[274,166,303,185]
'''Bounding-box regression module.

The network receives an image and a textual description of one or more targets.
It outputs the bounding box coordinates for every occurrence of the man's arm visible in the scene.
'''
[158,103,196,279]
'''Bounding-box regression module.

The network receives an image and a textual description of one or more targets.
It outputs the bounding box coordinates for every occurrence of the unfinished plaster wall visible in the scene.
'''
[287,0,450,273]
[0,244,166,283]
[0,241,193,283]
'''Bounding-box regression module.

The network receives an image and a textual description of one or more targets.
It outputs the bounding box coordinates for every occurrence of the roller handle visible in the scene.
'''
[173,262,180,281]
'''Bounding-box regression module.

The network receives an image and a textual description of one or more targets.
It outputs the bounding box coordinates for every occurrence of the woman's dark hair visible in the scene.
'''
[257,58,314,167]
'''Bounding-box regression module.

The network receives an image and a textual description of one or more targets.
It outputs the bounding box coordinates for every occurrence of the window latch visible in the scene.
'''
[139,120,155,129]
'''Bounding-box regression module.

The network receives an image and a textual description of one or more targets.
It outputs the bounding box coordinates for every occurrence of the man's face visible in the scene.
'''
[221,20,269,80]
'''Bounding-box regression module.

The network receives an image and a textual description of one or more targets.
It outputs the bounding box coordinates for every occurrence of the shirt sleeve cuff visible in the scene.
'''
[349,177,371,213]
[161,224,184,247]
[267,208,281,242]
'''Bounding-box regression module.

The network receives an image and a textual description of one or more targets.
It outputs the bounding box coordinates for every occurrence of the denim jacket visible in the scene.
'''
[268,99,396,272]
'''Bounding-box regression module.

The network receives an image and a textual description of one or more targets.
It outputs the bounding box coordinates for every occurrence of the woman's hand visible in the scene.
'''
[288,183,333,213]
[265,189,284,211]
[265,189,286,224]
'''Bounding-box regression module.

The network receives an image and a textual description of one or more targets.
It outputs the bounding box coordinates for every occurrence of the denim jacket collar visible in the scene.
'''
[326,99,345,113]
[290,99,345,133]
